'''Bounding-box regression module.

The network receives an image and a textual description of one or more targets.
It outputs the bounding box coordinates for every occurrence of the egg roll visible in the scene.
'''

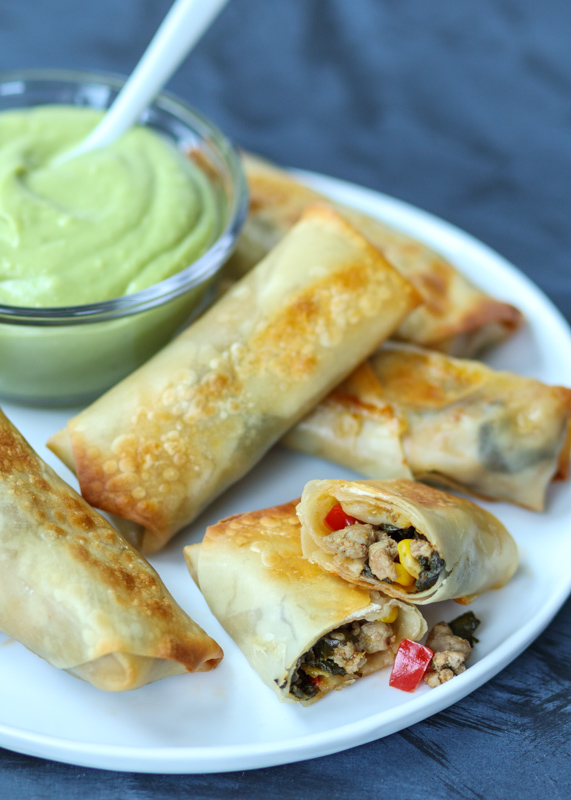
[48,205,419,554]
[0,407,222,691]
[284,344,571,511]
[297,479,518,605]
[227,152,522,356]
[184,501,427,705]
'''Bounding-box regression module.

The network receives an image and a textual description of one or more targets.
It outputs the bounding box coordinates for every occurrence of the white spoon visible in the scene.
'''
[56,0,230,165]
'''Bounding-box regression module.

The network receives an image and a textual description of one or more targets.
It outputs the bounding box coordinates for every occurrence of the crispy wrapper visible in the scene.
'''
[184,501,426,705]
[48,205,419,554]
[226,152,522,356]
[297,479,518,605]
[283,343,571,511]
[0,408,222,691]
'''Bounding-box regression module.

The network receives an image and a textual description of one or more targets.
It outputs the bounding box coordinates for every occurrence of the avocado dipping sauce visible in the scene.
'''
[0,105,227,404]
[0,106,218,305]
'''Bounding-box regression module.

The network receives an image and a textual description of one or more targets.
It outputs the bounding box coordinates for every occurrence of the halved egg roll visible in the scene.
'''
[184,501,426,704]
[297,479,518,605]
[48,205,419,554]
[284,344,571,511]
[225,152,522,356]
[0,407,222,691]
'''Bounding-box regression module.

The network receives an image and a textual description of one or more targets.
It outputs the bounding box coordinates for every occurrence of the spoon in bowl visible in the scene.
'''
[56,0,230,165]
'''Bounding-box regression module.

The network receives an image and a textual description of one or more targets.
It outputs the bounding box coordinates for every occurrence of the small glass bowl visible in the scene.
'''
[0,69,248,406]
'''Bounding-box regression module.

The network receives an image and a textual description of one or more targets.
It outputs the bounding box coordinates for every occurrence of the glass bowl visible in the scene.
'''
[0,69,248,405]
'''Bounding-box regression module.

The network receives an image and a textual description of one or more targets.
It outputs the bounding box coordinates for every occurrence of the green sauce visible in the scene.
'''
[0,106,219,306]
[0,105,229,404]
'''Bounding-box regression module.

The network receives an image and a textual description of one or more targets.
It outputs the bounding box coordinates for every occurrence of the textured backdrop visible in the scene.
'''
[1,1,571,798]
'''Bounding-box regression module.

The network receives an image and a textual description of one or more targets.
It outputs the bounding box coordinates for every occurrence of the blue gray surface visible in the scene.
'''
[1,0,571,797]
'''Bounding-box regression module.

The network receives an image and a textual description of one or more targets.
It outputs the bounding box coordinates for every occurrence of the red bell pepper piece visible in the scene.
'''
[389,639,433,692]
[324,503,358,531]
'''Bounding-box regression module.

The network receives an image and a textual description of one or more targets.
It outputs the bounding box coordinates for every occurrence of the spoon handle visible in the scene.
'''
[64,0,230,160]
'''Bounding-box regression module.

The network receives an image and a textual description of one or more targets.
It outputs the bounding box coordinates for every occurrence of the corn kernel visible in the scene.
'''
[394,562,416,587]
[398,539,421,579]
[380,606,399,624]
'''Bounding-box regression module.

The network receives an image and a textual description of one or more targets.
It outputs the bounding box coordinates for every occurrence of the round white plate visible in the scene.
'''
[1,172,570,774]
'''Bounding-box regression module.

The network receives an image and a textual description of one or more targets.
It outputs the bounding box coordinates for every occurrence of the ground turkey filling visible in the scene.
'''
[289,618,395,701]
[424,621,473,687]
[321,519,445,592]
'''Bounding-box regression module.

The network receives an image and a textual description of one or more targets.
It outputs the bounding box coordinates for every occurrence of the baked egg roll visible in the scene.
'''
[184,501,427,705]
[0,407,222,691]
[227,152,522,356]
[48,205,419,554]
[297,479,518,605]
[283,344,571,511]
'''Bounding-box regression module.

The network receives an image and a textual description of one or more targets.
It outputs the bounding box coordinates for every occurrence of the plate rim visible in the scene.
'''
[2,170,571,774]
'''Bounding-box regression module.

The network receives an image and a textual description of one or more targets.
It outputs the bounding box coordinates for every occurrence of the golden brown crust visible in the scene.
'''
[328,362,396,417]
[393,270,523,351]
[287,344,571,511]
[373,345,571,419]
[555,417,571,481]
[202,499,376,619]
[0,407,223,683]
[372,477,462,509]
[69,432,168,540]
[204,501,323,583]
[193,498,427,702]
[59,205,419,553]
[203,498,315,582]
[298,477,519,603]
[371,345,487,408]
[233,152,523,355]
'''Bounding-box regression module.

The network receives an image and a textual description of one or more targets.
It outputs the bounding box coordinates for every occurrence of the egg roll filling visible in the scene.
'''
[321,506,445,593]
[289,614,398,701]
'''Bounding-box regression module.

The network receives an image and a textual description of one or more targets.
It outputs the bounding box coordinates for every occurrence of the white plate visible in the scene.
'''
[1,172,571,774]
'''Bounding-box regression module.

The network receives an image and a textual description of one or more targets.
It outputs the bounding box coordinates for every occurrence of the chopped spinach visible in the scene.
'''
[303,627,358,675]
[360,526,418,582]
[380,524,418,543]
[303,640,346,676]
[312,630,356,660]
[289,668,318,701]
[479,418,558,474]
[290,627,356,699]
[415,551,445,592]
[361,525,444,593]
[360,562,377,581]
[308,657,346,676]
[449,611,481,646]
